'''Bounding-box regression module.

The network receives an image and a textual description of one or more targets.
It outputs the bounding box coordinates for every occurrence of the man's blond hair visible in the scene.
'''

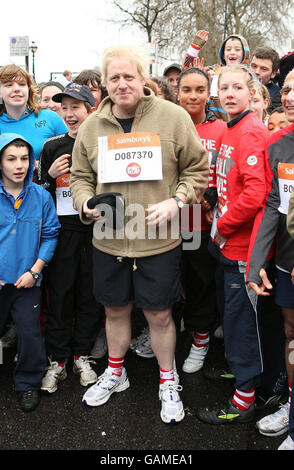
[101,45,150,86]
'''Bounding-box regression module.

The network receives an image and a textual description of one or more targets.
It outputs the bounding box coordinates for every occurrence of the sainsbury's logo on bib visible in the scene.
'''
[126,162,141,178]
[278,163,294,178]
[116,135,152,145]
[277,162,294,215]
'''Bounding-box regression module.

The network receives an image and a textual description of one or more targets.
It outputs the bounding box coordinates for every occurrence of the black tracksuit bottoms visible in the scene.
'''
[44,229,102,362]
[181,230,218,333]
[0,285,46,391]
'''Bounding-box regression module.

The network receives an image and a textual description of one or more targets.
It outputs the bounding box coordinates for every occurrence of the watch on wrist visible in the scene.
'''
[172,195,184,209]
[29,269,39,280]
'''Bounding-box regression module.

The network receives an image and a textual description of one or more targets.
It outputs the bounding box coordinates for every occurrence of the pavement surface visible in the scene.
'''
[0,318,289,456]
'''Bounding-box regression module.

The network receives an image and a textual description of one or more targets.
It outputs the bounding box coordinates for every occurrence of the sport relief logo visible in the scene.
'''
[126,162,141,178]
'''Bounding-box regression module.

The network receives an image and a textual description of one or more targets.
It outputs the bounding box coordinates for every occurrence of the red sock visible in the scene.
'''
[159,367,174,384]
[108,356,124,376]
[289,381,292,404]
[193,332,209,348]
[232,388,255,410]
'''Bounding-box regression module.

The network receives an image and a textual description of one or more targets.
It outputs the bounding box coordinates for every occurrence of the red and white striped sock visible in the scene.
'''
[288,381,292,404]
[108,356,124,376]
[232,388,255,410]
[160,367,174,384]
[193,332,209,348]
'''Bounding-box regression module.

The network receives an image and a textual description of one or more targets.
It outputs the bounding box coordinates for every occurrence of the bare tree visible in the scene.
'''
[112,0,182,44]
[111,0,294,68]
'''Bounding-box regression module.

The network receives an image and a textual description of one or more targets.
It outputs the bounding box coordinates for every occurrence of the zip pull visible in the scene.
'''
[132,258,137,271]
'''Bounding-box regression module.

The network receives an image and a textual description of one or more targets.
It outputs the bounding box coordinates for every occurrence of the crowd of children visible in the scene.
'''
[0,30,294,451]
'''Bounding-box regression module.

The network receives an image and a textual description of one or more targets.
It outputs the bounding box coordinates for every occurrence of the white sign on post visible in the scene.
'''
[9,36,29,56]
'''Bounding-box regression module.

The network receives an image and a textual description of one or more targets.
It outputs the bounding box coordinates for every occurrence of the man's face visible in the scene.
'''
[106,57,145,118]
[165,69,180,93]
[281,73,294,123]
[250,56,276,85]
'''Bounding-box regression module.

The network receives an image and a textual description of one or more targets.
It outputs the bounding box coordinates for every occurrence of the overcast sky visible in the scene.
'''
[0,1,148,83]
[1,1,293,84]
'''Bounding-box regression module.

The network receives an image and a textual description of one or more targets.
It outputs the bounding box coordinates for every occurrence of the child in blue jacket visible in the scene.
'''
[0,133,60,412]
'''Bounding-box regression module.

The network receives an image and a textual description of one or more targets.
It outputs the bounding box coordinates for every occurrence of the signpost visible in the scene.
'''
[9,36,30,72]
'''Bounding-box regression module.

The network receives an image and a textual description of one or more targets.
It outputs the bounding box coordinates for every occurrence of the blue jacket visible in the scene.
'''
[0,108,67,160]
[0,133,60,285]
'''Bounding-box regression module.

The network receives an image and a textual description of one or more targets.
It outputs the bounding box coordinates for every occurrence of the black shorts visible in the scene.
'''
[92,245,182,311]
[275,268,294,309]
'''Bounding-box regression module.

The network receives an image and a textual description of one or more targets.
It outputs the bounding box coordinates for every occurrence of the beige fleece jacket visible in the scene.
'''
[70,89,208,257]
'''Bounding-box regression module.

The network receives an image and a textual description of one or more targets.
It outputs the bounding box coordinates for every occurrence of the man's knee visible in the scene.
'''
[145,309,173,329]
[105,303,132,321]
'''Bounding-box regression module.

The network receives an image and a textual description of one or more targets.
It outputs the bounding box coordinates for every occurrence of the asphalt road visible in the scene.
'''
[0,321,288,457]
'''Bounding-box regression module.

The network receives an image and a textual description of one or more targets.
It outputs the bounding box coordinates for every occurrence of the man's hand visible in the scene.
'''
[15,272,36,289]
[145,198,181,227]
[82,198,105,221]
[291,267,294,285]
[48,154,71,179]
[0,280,5,287]
[248,268,273,296]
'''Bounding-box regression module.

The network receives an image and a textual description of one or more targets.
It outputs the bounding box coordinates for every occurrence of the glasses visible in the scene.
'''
[280,86,294,96]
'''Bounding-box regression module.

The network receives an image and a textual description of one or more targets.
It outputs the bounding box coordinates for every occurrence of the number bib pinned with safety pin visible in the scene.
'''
[277,162,294,215]
[98,132,163,184]
[56,174,79,216]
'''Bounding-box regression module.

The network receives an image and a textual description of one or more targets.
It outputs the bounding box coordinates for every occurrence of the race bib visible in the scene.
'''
[56,174,78,216]
[98,132,163,184]
[277,162,294,214]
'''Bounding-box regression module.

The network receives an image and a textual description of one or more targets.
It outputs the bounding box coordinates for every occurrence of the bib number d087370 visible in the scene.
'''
[98,132,163,184]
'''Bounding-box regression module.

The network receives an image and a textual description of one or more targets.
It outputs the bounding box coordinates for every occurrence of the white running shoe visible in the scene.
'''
[0,324,17,348]
[256,402,290,436]
[135,333,155,358]
[73,356,97,386]
[182,344,209,373]
[278,435,294,450]
[82,367,130,406]
[41,360,67,394]
[130,327,149,351]
[90,328,108,359]
[159,381,185,423]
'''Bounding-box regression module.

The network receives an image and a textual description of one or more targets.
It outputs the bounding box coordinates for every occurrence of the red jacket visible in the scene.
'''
[215,111,270,260]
